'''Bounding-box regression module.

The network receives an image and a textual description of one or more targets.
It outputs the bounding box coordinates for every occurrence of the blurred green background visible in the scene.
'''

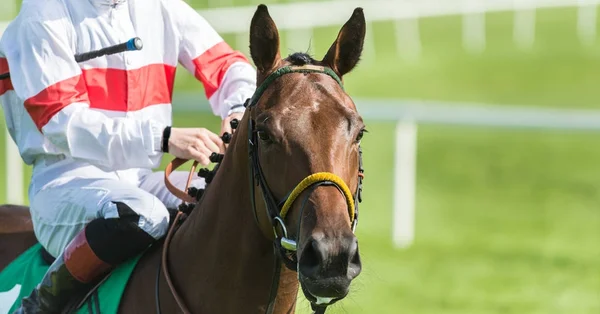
[1,1,600,313]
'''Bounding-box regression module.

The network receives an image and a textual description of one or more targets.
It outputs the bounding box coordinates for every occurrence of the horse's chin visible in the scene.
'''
[298,275,348,307]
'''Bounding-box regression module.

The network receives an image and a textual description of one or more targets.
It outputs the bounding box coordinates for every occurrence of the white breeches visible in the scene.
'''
[28,168,205,258]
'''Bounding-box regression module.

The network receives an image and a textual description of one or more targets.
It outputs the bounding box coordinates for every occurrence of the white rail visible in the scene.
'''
[197,0,596,32]
[2,0,597,56]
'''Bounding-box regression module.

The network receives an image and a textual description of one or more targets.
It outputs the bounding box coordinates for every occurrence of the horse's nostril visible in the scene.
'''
[299,239,322,278]
[348,238,361,279]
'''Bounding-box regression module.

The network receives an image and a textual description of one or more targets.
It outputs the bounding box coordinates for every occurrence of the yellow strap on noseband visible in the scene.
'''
[279,172,355,223]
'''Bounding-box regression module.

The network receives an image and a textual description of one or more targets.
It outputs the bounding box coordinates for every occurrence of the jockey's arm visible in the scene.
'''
[3,19,165,171]
[168,0,257,119]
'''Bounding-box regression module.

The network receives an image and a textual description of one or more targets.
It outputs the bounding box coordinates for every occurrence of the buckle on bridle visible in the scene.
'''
[273,216,297,251]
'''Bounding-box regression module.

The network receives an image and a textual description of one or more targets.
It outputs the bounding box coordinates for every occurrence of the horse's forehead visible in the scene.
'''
[272,75,352,121]
[278,99,320,116]
[276,102,347,137]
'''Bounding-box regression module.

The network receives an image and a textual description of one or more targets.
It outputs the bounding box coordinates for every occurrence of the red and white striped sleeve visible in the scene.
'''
[2,17,165,170]
[170,0,257,118]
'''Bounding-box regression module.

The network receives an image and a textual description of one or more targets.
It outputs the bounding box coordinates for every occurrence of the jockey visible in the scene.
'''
[0,0,256,312]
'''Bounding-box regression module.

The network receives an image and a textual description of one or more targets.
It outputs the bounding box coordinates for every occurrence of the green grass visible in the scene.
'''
[174,7,600,109]
[2,3,600,314]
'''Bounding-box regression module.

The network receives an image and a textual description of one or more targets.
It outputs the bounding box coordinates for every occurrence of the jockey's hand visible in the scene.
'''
[168,128,225,165]
[221,112,244,146]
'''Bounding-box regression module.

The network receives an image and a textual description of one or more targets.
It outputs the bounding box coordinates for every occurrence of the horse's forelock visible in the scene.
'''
[286,52,317,66]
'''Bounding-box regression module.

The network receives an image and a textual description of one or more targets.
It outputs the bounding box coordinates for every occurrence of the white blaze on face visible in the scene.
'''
[311,101,320,112]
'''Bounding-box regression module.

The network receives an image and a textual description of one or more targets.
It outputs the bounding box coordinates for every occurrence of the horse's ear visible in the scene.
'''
[249,4,281,73]
[321,8,366,77]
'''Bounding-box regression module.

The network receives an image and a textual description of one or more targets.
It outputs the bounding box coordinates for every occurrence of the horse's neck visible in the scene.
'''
[166,127,299,314]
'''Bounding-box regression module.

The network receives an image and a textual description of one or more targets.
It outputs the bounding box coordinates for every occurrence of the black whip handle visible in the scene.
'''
[0,37,143,80]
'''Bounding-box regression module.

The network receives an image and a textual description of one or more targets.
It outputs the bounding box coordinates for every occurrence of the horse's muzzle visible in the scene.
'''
[297,232,362,302]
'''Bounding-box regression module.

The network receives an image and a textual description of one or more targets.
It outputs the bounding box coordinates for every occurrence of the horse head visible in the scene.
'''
[246,4,366,307]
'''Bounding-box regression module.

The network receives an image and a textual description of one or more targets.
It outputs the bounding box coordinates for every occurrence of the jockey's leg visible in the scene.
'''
[13,179,169,314]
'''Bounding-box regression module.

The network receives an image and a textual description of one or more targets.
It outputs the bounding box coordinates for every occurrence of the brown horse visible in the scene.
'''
[0,205,38,269]
[0,4,367,313]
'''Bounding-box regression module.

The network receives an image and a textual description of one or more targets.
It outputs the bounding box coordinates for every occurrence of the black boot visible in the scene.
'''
[13,204,157,313]
[12,230,112,314]
[14,256,87,313]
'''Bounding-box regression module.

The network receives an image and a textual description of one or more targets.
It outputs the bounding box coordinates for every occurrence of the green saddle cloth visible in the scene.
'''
[0,244,142,314]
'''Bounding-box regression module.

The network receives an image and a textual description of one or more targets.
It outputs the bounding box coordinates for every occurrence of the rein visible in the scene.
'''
[160,64,364,314]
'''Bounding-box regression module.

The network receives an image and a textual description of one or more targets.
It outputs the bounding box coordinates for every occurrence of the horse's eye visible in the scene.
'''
[257,130,271,142]
[356,129,367,142]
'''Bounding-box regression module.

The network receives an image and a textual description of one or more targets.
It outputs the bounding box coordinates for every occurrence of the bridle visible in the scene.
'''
[161,64,365,314]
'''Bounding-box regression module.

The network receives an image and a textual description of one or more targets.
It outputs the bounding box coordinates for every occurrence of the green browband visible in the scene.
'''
[247,65,343,108]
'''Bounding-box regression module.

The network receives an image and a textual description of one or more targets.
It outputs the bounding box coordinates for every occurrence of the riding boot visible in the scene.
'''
[13,203,157,314]
[12,228,112,314]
